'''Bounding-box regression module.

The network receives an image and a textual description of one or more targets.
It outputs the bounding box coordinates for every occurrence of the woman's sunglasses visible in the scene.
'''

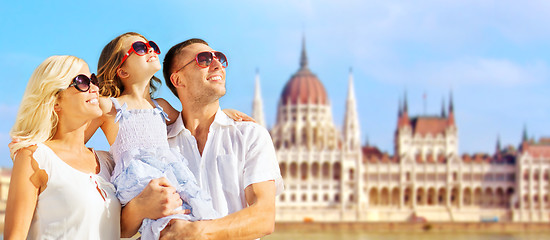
[68,74,98,92]
[174,51,228,73]
[118,41,161,68]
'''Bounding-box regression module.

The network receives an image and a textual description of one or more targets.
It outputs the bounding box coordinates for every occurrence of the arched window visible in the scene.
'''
[333,162,341,180]
[279,163,287,178]
[311,162,319,178]
[300,162,308,180]
[290,162,298,178]
[322,162,330,178]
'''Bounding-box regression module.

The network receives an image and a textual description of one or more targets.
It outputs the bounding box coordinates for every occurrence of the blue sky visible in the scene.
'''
[1,0,549,167]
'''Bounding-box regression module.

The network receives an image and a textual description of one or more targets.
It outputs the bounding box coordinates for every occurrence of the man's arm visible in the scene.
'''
[161,180,276,240]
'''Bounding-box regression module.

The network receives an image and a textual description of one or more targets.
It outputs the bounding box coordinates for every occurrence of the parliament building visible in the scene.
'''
[251,39,550,223]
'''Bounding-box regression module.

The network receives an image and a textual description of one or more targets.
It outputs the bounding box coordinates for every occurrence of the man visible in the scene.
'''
[158,38,283,239]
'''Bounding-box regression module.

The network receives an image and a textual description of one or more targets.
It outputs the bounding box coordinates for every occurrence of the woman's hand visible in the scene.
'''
[222,109,257,123]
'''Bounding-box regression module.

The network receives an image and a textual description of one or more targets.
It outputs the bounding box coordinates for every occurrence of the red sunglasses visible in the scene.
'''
[118,41,160,68]
[68,74,98,92]
[174,51,228,73]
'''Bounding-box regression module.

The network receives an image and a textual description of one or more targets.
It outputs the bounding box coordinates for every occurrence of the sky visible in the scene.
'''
[0,0,549,167]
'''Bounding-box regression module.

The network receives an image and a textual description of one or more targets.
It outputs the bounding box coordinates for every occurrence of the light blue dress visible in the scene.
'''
[109,98,220,240]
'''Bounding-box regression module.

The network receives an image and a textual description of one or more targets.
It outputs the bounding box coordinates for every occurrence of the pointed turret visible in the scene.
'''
[496,134,501,152]
[519,124,529,152]
[441,97,446,117]
[343,68,361,150]
[252,69,266,127]
[299,35,309,70]
[403,90,409,114]
[447,91,455,126]
[398,91,410,128]
[398,97,402,117]
[521,125,529,142]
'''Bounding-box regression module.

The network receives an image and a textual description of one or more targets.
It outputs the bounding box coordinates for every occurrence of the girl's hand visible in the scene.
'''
[133,177,187,220]
[222,109,257,123]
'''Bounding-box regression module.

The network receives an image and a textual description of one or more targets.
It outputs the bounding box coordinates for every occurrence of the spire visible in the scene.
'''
[403,90,408,113]
[495,134,502,161]
[300,35,309,69]
[398,90,410,128]
[398,97,402,117]
[496,134,501,152]
[522,124,529,142]
[449,90,454,113]
[252,68,266,127]
[520,124,529,152]
[447,90,455,126]
[441,97,446,117]
[343,67,361,150]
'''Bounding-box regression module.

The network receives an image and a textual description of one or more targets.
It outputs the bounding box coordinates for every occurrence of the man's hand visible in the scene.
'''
[158,181,276,240]
[160,219,205,240]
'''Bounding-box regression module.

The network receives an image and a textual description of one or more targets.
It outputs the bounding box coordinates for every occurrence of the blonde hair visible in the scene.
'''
[10,55,86,158]
[97,32,161,98]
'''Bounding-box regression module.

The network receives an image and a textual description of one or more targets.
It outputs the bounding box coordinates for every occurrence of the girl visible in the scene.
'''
[86,32,244,239]
[5,56,121,239]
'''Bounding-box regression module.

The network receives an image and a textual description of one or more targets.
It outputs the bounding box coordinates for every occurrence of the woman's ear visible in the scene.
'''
[116,68,129,79]
[54,102,61,112]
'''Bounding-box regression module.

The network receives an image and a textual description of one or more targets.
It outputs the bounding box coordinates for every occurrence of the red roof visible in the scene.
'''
[525,144,550,158]
[280,68,328,105]
[410,117,448,136]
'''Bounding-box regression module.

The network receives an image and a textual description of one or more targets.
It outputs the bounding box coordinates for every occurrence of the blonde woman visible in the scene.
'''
[4,56,120,239]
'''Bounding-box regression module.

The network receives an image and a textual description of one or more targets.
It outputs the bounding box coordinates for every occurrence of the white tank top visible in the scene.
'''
[27,143,121,239]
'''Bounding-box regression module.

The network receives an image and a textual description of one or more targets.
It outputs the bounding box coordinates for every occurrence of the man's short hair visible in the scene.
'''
[163,38,209,97]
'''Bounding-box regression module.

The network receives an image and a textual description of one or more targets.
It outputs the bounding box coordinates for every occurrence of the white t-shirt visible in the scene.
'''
[27,143,120,240]
[167,108,283,216]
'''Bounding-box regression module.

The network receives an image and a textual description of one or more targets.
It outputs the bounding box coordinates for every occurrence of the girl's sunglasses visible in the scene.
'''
[174,51,228,73]
[118,41,161,68]
[68,74,98,92]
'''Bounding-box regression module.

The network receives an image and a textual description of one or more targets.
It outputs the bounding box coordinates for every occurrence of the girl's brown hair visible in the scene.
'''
[97,32,161,97]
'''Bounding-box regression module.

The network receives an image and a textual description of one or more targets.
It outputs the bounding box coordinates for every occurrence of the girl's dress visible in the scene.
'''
[109,98,220,240]
[27,143,120,239]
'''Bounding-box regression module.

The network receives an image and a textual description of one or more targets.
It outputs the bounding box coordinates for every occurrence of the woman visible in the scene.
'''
[4,55,121,239]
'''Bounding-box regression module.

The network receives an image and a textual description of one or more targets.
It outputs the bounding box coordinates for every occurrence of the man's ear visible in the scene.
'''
[170,73,184,88]
[116,68,129,79]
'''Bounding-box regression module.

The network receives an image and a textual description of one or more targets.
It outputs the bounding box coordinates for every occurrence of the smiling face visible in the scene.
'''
[118,35,161,81]
[174,43,227,104]
[56,64,102,122]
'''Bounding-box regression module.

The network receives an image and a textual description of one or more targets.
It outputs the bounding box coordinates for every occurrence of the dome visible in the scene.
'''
[280,68,328,105]
[279,38,328,105]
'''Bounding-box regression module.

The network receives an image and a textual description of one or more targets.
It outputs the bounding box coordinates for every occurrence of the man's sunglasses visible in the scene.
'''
[118,41,161,68]
[68,74,98,92]
[174,51,228,73]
